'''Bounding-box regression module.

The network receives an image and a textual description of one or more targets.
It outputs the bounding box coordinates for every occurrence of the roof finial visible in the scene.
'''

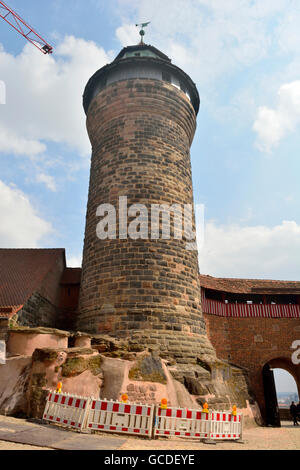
[135,21,151,44]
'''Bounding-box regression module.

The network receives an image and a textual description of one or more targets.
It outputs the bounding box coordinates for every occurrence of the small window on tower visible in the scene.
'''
[180,81,187,93]
[162,71,171,83]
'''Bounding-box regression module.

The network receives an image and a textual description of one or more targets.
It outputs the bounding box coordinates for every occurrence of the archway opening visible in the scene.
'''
[262,358,300,427]
[273,368,299,425]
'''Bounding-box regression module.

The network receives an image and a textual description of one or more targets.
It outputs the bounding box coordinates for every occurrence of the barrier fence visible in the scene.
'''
[154,406,211,439]
[209,411,243,440]
[43,391,243,442]
[86,398,154,438]
[43,391,90,430]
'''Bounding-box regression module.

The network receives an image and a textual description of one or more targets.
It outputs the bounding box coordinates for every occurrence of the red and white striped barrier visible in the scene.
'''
[209,411,243,440]
[43,392,243,442]
[86,399,155,438]
[43,392,91,431]
[154,406,211,439]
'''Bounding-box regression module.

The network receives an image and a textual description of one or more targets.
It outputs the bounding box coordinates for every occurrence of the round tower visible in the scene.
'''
[77,42,216,365]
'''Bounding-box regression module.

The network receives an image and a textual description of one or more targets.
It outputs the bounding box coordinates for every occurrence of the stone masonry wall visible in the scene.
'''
[16,292,58,329]
[77,78,216,364]
[203,313,300,421]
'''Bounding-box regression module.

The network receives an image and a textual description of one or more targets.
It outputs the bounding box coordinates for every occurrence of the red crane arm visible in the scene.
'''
[0,1,53,54]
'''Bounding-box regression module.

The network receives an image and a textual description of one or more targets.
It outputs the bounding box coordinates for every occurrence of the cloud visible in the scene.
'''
[0,127,46,157]
[0,180,53,247]
[0,36,112,160]
[67,255,82,268]
[115,0,291,86]
[116,24,138,46]
[36,173,57,192]
[115,0,300,133]
[276,6,300,54]
[253,81,300,153]
[66,218,300,280]
[198,220,300,280]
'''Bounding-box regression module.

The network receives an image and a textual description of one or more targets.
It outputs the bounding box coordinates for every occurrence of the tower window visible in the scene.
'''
[162,71,171,83]
[180,81,187,93]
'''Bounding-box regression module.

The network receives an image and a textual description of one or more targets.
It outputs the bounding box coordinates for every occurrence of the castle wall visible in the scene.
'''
[203,313,300,421]
[16,292,58,329]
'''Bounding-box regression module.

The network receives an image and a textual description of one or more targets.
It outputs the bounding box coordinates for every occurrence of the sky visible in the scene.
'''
[0,0,300,281]
[274,368,298,394]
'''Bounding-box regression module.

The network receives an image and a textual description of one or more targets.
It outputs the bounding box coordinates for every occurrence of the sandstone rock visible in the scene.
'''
[184,377,209,396]
[10,326,71,337]
[129,354,167,384]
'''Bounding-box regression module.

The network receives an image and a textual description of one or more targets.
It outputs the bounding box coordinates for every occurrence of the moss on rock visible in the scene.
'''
[88,355,102,376]
[31,373,47,388]
[129,354,167,384]
[61,356,87,377]
[61,353,103,378]
[32,348,60,363]
[65,348,94,356]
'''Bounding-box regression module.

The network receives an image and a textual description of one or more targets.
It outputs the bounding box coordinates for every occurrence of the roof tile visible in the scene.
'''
[0,248,65,311]
[199,274,300,294]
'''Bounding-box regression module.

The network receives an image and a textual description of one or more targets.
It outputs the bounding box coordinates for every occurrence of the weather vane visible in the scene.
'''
[135,21,150,44]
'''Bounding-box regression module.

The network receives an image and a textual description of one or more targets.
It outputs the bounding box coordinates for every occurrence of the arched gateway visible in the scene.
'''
[263,358,300,426]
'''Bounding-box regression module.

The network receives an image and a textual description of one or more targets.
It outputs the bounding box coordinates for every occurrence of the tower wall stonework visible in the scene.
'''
[77,77,216,364]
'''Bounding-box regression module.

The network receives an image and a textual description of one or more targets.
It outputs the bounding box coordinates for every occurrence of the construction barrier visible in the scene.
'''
[43,392,243,442]
[209,410,243,440]
[154,406,211,439]
[43,391,91,431]
[86,399,155,438]
[154,407,243,441]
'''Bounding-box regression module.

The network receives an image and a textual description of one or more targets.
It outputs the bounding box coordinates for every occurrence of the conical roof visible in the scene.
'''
[83,43,200,115]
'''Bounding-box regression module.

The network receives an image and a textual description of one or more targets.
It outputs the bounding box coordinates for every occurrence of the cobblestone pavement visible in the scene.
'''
[0,415,299,450]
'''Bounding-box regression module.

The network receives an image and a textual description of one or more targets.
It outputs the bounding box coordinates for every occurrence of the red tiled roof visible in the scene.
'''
[0,306,22,318]
[60,268,82,285]
[0,248,65,315]
[199,274,300,294]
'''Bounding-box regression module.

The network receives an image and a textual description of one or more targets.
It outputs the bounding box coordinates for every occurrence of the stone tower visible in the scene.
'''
[77,42,217,367]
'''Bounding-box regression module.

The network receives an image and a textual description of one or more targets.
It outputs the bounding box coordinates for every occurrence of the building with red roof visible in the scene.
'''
[0,249,81,337]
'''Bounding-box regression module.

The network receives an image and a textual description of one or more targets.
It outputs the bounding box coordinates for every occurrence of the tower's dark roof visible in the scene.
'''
[83,43,200,115]
[114,44,171,63]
